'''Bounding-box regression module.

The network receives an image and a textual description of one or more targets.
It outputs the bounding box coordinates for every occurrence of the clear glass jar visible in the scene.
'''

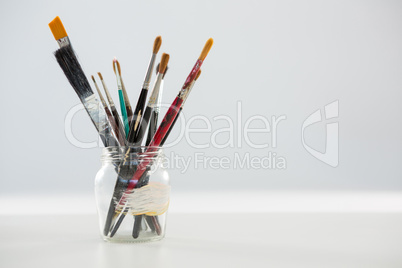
[95,146,170,243]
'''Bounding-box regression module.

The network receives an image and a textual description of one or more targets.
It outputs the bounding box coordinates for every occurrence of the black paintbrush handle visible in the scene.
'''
[127,88,148,143]
[146,110,158,146]
[132,215,143,238]
[133,105,153,146]
[161,108,182,146]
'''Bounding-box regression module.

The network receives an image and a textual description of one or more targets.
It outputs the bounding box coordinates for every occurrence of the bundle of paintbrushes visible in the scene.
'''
[49,16,213,241]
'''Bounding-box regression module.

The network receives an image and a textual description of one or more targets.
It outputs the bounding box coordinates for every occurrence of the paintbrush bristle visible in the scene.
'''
[155,63,169,78]
[153,36,162,54]
[158,53,170,74]
[113,58,122,75]
[49,16,68,40]
[195,70,202,81]
[91,75,96,83]
[54,45,93,100]
[98,72,103,80]
[198,38,214,61]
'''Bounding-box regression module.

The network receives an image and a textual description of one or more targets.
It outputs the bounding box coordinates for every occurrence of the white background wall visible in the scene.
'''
[0,0,401,199]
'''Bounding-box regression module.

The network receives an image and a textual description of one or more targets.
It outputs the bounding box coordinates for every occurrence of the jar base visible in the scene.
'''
[102,233,165,243]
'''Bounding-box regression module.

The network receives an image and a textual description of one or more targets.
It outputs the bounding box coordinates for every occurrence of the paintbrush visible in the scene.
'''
[127,36,162,144]
[131,54,169,238]
[98,72,127,145]
[142,63,169,234]
[110,38,213,227]
[115,60,133,127]
[49,16,119,147]
[113,58,130,137]
[145,63,168,146]
[133,53,169,146]
[92,75,125,146]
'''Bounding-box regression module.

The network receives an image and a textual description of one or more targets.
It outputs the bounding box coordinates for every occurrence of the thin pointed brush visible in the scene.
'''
[127,36,162,144]
[110,38,214,228]
[98,72,127,145]
[92,75,125,146]
[113,58,130,137]
[115,60,133,126]
[49,16,119,147]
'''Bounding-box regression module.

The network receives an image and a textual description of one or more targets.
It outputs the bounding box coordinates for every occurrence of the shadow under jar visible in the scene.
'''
[95,146,170,243]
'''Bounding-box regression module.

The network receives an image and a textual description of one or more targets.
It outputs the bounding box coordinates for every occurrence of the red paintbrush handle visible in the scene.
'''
[182,59,202,89]
[117,97,183,207]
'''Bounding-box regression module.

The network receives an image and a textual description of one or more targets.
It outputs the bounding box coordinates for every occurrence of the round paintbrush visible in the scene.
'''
[113,58,130,136]
[127,36,162,144]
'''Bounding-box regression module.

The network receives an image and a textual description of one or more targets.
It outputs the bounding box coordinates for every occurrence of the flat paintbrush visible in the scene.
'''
[127,36,162,144]
[49,16,119,147]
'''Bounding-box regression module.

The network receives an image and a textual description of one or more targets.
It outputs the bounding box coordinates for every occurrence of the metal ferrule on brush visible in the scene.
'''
[114,63,124,91]
[142,53,157,90]
[155,79,164,113]
[57,36,71,48]
[147,73,163,108]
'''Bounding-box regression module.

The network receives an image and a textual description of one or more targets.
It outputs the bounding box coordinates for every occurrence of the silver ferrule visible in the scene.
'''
[57,36,71,48]
[114,63,123,91]
[155,79,164,113]
[147,73,163,108]
[142,53,157,90]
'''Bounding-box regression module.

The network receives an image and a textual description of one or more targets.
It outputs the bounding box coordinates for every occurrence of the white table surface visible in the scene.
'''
[1,212,402,268]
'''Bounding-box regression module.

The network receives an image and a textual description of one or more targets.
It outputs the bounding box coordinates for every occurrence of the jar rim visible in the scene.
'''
[101,146,164,162]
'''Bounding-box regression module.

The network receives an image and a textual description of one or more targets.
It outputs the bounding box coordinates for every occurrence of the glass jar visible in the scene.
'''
[95,146,170,243]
